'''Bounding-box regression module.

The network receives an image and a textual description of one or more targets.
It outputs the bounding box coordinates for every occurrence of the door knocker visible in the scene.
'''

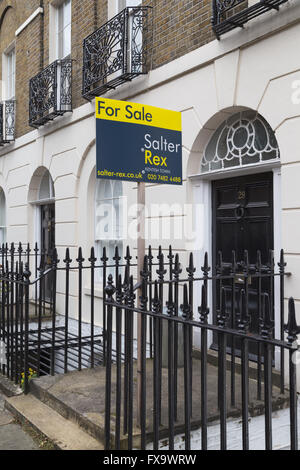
[235,205,245,220]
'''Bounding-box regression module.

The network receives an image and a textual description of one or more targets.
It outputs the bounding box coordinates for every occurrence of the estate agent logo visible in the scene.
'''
[96,98,182,185]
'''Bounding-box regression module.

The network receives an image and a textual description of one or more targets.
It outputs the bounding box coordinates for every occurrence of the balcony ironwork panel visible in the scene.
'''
[29,59,72,128]
[82,6,152,100]
[0,100,15,145]
[212,0,290,38]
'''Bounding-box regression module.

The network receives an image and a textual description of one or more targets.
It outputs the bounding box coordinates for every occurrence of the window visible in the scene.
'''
[118,0,141,11]
[39,171,55,201]
[56,0,71,59]
[4,47,15,100]
[0,189,6,245]
[201,111,280,174]
[95,180,123,277]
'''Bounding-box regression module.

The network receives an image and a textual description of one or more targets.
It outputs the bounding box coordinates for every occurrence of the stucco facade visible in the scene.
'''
[0,1,299,384]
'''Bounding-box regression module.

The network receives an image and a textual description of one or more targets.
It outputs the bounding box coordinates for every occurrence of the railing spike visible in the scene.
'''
[101,246,108,263]
[198,284,209,324]
[285,297,300,345]
[261,293,274,339]
[125,246,132,262]
[180,284,190,320]
[76,247,85,264]
[88,246,97,263]
[63,247,72,265]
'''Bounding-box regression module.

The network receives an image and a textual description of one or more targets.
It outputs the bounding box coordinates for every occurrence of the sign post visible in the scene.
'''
[96,97,182,427]
[137,181,145,424]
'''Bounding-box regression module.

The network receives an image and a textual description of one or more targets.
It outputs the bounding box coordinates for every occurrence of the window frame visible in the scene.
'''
[2,44,16,100]
[0,188,7,246]
[49,0,72,62]
[94,179,123,279]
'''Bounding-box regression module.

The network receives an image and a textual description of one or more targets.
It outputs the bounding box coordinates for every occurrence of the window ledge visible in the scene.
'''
[84,285,104,299]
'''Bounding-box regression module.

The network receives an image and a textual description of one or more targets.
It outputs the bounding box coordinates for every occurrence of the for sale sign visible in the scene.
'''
[96,98,182,185]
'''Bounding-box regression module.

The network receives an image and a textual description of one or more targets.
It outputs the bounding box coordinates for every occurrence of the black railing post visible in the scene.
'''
[173,253,182,422]
[37,257,44,378]
[256,250,263,401]
[51,248,58,376]
[19,262,24,385]
[76,248,84,371]
[261,293,274,450]
[238,289,250,450]
[278,249,287,394]
[167,278,175,450]
[217,287,228,450]
[63,248,71,374]
[5,259,9,379]
[89,247,97,369]
[152,280,160,450]
[285,297,300,451]
[101,247,108,366]
[127,276,135,450]
[104,275,115,451]
[123,247,131,436]
[187,252,195,416]
[115,274,123,450]
[230,250,237,407]
[181,284,192,451]
[156,248,166,425]
[10,243,14,380]
[23,263,31,395]
[14,261,19,385]
[199,284,209,450]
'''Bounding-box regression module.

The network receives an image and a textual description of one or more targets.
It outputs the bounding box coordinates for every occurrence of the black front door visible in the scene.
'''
[212,172,274,354]
[41,204,55,301]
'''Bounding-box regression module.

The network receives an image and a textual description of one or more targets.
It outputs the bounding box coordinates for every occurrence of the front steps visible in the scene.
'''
[5,394,104,450]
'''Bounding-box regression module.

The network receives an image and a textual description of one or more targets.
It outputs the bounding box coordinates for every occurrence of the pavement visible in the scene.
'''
[0,392,39,450]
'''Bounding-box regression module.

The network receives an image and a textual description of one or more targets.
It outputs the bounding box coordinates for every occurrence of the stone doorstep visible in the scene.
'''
[4,394,104,451]
[27,362,290,450]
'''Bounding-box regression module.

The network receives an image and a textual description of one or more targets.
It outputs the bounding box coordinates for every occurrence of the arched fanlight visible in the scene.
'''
[38,171,55,201]
[201,111,280,174]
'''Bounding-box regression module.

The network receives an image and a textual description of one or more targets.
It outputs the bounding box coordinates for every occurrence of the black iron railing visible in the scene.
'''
[212,0,290,39]
[0,100,15,145]
[0,243,298,450]
[29,59,72,128]
[82,7,152,100]
[104,248,299,451]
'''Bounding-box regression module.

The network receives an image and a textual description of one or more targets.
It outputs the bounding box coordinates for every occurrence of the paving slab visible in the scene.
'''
[0,423,39,450]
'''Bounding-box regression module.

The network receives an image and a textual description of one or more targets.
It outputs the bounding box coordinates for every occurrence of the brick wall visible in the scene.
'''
[145,0,214,70]
[0,0,216,140]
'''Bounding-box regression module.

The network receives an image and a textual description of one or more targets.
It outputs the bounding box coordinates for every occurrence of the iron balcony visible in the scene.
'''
[82,6,152,100]
[212,0,290,39]
[0,100,15,145]
[29,59,72,128]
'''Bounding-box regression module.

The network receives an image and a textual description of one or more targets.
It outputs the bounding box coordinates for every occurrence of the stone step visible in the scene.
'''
[29,371,139,449]
[29,374,108,445]
[5,394,104,450]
